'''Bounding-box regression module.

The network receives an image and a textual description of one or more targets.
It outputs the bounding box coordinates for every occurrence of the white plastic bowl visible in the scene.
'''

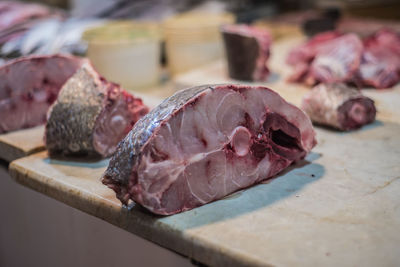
[163,12,234,76]
[84,22,161,90]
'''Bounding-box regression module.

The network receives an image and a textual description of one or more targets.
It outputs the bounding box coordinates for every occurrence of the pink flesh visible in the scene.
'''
[286,32,363,85]
[0,55,84,133]
[231,126,251,156]
[338,98,376,130]
[363,28,400,57]
[307,34,363,84]
[129,86,316,215]
[93,93,131,157]
[288,29,400,88]
[360,29,400,89]
[359,48,399,89]
[0,96,48,131]
[288,62,309,83]
[348,103,367,124]
[93,88,149,157]
[286,31,341,65]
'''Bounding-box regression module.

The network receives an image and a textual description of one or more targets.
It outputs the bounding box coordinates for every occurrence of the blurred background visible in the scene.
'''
[1,0,399,91]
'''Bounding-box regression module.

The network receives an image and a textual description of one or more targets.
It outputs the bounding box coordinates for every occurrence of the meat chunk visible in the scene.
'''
[221,24,271,81]
[301,83,376,131]
[0,54,84,134]
[287,29,400,89]
[287,32,363,85]
[307,34,363,85]
[286,31,341,66]
[45,64,149,158]
[359,29,400,89]
[102,84,316,215]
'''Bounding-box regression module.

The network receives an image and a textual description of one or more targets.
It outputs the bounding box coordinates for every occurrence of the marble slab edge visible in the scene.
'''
[8,153,270,267]
[0,126,45,162]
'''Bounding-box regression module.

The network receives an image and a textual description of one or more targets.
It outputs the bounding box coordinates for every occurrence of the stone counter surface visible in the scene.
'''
[0,162,191,267]
[0,126,45,162]
[9,119,400,266]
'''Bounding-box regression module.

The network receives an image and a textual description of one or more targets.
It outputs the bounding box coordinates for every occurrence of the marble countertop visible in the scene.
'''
[0,126,45,162]
[9,119,400,266]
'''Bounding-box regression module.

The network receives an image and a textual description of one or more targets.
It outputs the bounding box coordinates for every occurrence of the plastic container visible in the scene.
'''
[83,21,161,90]
[163,12,234,76]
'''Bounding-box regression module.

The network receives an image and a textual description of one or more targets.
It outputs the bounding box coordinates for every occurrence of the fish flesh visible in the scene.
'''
[0,54,84,134]
[45,64,149,158]
[102,84,316,215]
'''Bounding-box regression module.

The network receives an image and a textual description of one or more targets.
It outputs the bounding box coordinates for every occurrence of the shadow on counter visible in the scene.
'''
[157,152,325,229]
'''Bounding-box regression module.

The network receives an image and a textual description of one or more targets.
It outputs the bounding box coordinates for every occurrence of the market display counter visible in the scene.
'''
[8,114,400,266]
[4,38,400,267]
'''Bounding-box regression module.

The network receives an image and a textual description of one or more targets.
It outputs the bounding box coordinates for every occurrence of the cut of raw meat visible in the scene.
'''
[286,31,340,66]
[363,28,400,56]
[359,29,400,89]
[307,34,363,84]
[221,24,271,81]
[359,46,399,89]
[301,83,376,131]
[0,54,84,134]
[45,64,149,158]
[287,32,363,85]
[287,29,400,89]
[102,84,316,215]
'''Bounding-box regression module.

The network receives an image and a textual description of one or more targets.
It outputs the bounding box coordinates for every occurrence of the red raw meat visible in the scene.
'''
[287,29,400,89]
[102,84,316,215]
[287,32,363,85]
[301,83,376,131]
[45,64,149,158]
[359,29,400,89]
[0,54,84,134]
[307,34,362,84]
[286,31,340,66]
[221,24,271,81]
